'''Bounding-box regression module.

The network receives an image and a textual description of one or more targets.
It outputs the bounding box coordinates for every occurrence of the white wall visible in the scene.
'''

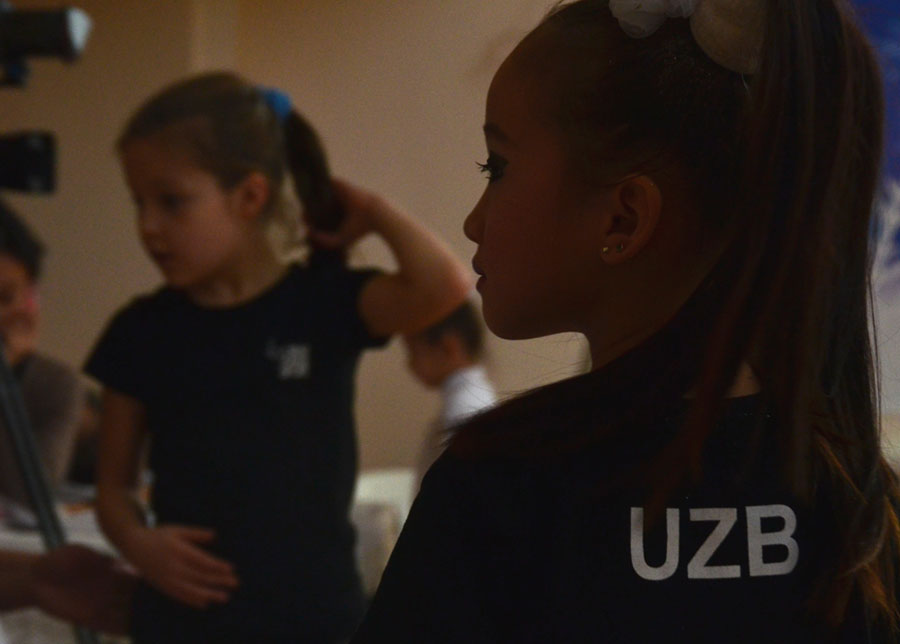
[0,0,193,367]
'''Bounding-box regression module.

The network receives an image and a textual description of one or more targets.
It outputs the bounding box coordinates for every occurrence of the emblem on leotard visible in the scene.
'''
[265,340,311,379]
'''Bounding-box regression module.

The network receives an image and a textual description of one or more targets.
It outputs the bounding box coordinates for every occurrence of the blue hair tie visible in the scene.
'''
[259,86,292,123]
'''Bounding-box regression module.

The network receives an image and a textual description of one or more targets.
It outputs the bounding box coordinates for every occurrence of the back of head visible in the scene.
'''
[518,1,748,245]
[485,0,895,633]
[0,199,43,280]
[119,71,344,260]
[422,300,485,361]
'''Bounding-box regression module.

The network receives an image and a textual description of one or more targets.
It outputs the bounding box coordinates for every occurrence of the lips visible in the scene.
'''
[472,259,486,292]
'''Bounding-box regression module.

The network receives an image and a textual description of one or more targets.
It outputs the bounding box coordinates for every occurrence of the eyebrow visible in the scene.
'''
[483,122,512,144]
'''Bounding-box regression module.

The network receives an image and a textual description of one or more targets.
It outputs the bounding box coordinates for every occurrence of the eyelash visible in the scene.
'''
[477,154,506,183]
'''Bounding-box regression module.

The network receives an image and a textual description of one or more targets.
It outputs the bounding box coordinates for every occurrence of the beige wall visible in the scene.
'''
[1,1,587,470]
[0,0,196,369]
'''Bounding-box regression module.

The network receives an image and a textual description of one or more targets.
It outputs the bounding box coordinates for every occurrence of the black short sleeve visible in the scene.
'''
[311,262,389,350]
[84,295,158,401]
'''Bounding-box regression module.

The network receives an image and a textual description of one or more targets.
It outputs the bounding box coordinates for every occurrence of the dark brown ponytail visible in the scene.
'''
[695,0,899,632]
[282,110,346,264]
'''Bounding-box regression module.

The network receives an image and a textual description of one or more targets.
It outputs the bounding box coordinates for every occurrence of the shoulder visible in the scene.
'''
[20,354,86,418]
[104,286,181,327]
[22,353,85,397]
[24,353,80,383]
[306,260,381,294]
[126,286,184,315]
[419,447,562,531]
[85,287,178,377]
[275,261,382,307]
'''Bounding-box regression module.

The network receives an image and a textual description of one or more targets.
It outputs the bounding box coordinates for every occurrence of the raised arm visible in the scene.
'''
[310,179,473,337]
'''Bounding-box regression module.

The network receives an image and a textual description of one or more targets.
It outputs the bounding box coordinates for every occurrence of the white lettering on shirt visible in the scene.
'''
[630,505,799,580]
[687,508,741,579]
[630,507,680,581]
[746,504,799,577]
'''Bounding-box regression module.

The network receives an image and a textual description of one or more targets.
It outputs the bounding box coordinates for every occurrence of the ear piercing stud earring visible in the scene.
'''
[602,244,626,255]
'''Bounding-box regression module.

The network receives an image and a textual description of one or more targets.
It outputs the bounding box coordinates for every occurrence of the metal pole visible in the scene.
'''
[0,348,99,644]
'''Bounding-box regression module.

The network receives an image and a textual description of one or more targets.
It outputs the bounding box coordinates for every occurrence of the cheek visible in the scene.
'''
[479,267,555,340]
[182,215,242,255]
[479,238,574,340]
[483,204,555,284]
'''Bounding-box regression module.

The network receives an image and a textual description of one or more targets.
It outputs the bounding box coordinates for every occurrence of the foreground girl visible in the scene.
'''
[354,1,900,641]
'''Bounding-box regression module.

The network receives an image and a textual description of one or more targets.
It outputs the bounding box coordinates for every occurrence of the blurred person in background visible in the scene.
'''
[0,199,84,516]
[403,299,496,491]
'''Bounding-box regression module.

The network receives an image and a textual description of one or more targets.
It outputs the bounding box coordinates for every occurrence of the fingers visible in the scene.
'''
[138,525,241,609]
[169,534,239,594]
[178,548,239,589]
[170,533,237,578]
[169,526,217,544]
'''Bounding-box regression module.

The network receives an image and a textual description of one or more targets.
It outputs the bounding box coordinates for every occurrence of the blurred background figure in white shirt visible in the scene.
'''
[403,299,497,492]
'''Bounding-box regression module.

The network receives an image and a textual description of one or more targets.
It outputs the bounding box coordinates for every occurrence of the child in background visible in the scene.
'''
[353,0,900,641]
[88,72,470,643]
[65,388,101,486]
[402,300,496,490]
[0,199,84,512]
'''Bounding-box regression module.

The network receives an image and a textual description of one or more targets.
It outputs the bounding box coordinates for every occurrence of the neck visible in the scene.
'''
[586,245,723,370]
[586,283,761,399]
[187,237,287,308]
[587,285,698,373]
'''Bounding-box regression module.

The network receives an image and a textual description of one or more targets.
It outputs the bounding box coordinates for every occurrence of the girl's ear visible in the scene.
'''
[233,171,272,220]
[597,175,662,265]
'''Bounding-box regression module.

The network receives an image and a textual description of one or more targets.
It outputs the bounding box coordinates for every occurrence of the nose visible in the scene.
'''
[463,192,486,244]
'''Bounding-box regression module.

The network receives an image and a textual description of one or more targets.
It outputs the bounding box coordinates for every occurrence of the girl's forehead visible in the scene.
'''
[485,57,554,148]
[121,139,214,193]
[486,60,531,130]
[123,116,211,157]
[121,134,205,175]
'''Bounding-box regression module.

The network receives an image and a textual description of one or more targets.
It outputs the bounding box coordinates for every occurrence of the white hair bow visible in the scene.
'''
[608,0,699,38]
[608,0,765,75]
